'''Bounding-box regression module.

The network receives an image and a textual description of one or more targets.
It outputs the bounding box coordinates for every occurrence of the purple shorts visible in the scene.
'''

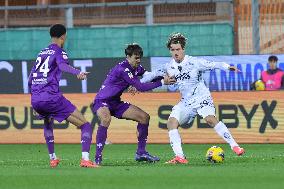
[31,95,76,123]
[92,99,131,119]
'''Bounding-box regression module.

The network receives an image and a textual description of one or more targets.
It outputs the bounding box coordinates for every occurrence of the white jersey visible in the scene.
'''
[141,55,230,100]
[165,55,230,100]
[141,55,231,124]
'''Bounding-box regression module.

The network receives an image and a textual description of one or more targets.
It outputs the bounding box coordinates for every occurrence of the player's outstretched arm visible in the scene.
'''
[197,58,233,71]
[122,68,175,92]
[57,63,89,80]
[58,63,80,75]
[129,75,175,95]
[140,69,166,83]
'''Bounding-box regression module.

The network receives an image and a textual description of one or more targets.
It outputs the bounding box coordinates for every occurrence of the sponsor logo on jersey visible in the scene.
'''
[175,72,191,81]
[32,78,48,85]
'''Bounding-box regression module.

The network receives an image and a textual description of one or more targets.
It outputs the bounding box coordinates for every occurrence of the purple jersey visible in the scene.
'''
[29,44,80,102]
[95,59,162,100]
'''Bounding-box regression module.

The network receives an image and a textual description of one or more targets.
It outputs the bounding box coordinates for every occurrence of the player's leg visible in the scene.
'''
[197,96,245,156]
[66,109,99,167]
[33,97,97,168]
[31,102,60,167]
[121,104,159,162]
[93,106,111,164]
[43,118,60,168]
[166,102,190,164]
[204,115,245,156]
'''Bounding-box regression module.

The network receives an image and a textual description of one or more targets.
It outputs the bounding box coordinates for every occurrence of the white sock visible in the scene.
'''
[168,129,185,158]
[49,153,57,160]
[82,152,89,161]
[214,121,238,149]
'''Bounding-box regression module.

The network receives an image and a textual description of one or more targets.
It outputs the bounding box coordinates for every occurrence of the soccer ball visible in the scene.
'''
[255,80,265,91]
[206,146,225,163]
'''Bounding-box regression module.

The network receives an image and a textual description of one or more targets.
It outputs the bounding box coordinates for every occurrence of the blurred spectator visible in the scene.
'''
[251,55,284,90]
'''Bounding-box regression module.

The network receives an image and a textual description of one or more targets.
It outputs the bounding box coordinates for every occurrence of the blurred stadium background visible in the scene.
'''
[1,2,284,189]
[0,0,284,144]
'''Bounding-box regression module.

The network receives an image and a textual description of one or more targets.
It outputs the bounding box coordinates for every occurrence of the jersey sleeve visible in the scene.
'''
[56,50,80,75]
[140,68,166,83]
[120,67,162,91]
[196,58,230,71]
[136,65,146,76]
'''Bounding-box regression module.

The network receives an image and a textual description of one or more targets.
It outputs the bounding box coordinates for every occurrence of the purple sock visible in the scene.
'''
[95,125,108,161]
[80,122,93,152]
[136,123,149,154]
[44,119,54,154]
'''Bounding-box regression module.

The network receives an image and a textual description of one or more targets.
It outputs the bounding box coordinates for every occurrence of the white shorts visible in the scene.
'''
[169,95,215,125]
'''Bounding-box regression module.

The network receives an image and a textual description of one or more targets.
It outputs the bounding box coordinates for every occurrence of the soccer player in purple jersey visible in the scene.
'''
[28,24,98,168]
[92,44,176,165]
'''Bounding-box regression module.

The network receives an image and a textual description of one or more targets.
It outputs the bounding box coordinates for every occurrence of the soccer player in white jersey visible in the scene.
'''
[142,33,245,164]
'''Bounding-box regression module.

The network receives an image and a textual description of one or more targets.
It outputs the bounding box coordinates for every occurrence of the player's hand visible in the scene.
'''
[77,72,90,80]
[128,86,139,95]
[163,75,176,85]
[229,66,241,72]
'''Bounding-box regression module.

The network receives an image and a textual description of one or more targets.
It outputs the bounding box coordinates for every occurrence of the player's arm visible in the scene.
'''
[129,69,165,95]
[197,58,240,72]
[140,69,166,83]
[121,68,175,92]
[56,51,89,80]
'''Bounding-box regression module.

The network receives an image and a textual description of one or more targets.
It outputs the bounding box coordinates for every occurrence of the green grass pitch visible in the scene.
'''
[0,144,284,189]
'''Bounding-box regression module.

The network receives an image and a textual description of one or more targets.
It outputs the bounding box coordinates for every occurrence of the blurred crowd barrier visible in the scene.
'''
[235,0,284,54]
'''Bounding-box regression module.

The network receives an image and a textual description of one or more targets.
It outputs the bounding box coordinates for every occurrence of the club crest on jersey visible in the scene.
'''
[61,51,68,59]
[62,55,68,60]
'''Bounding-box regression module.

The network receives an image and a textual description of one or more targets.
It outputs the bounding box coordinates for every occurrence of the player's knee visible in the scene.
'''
[205,115,218,127]
[167,118,179,130]
[144,113,150,123]
[138,113,150,124]
[99,114,111,127]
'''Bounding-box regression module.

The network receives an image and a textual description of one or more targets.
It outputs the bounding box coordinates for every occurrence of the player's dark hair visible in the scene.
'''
[166,32,187,49]
[268,55,278,62]
[125,43,143,57]
[50,24,66,38]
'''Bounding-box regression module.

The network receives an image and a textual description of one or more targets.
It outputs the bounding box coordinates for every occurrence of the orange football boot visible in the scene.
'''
[233,146,245,156]
[80,160,100,168]
[166,156,188,164]
[50,159,60,168]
